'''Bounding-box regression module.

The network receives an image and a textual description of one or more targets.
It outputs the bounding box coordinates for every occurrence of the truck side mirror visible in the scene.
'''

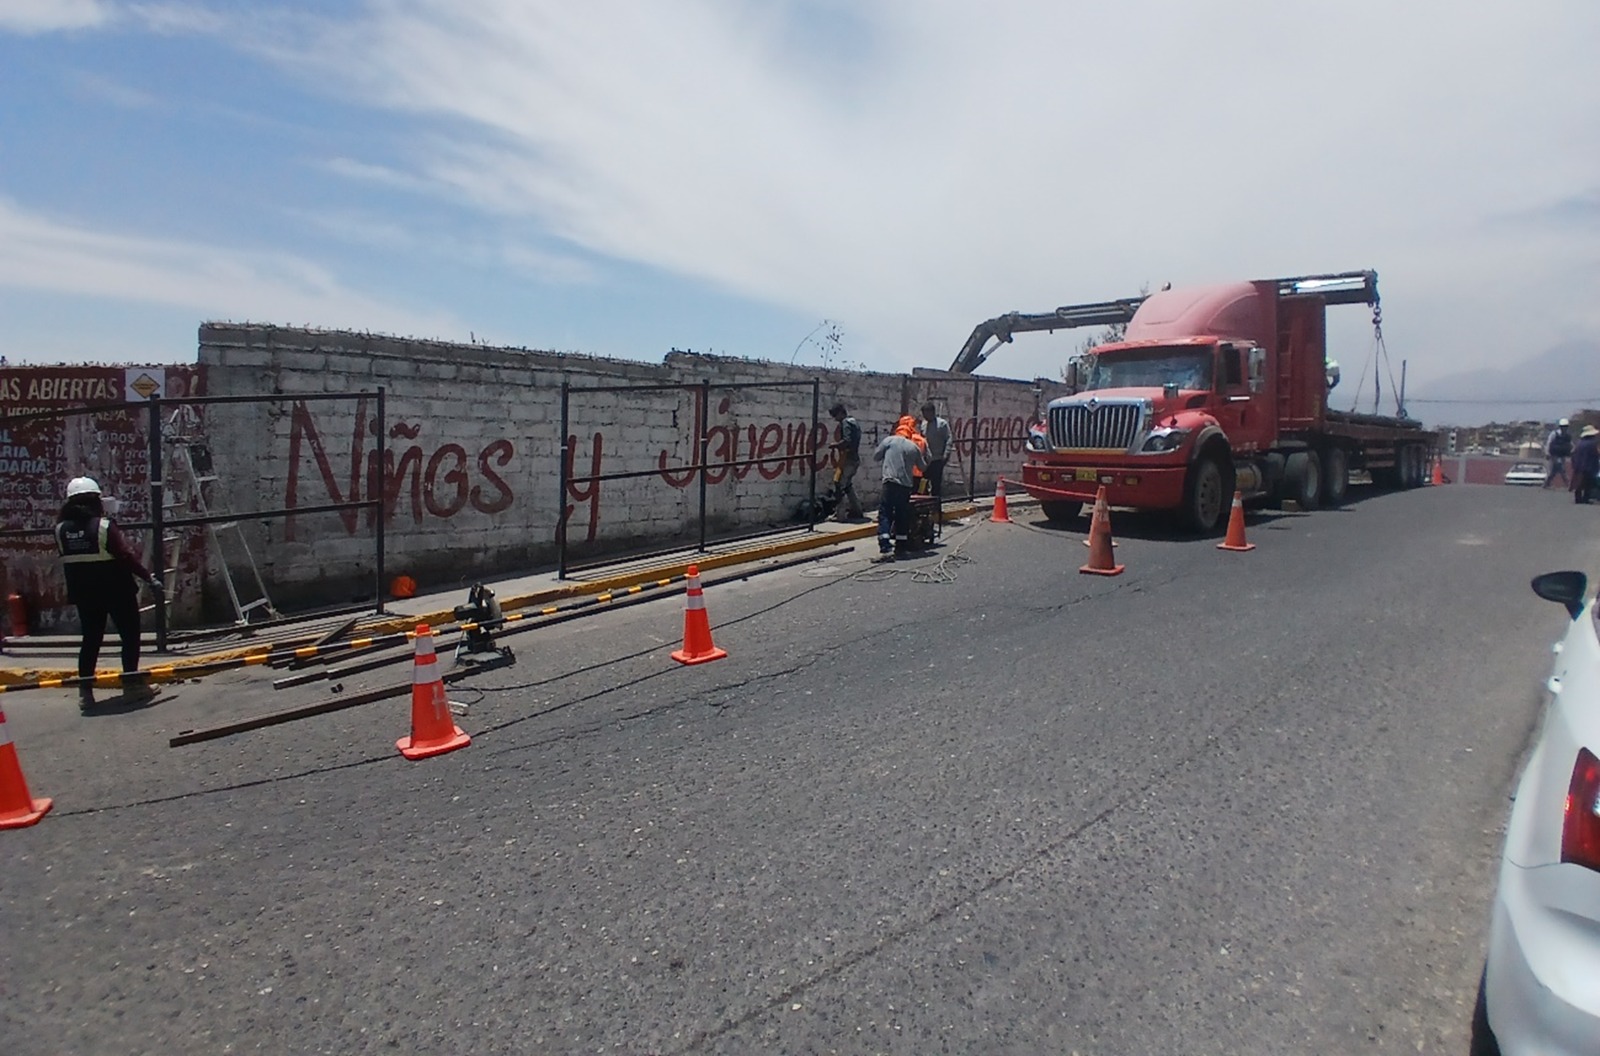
[1064,361,1080,391]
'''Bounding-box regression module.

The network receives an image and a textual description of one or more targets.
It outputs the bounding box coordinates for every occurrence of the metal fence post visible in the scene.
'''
[374,387,386,614]
[147,396,167,653]
[969,378,981,501]
[809,380,820,530]
[558,380,570,580]
[698,380,710,553]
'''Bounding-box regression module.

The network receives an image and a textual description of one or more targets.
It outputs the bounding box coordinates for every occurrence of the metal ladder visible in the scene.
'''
[161,407,279,626]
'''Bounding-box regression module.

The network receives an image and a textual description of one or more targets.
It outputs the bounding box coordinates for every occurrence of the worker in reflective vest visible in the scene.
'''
[55,476,161,705]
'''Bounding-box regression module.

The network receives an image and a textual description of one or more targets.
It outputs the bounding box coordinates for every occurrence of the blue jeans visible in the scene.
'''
[878,481,912,553]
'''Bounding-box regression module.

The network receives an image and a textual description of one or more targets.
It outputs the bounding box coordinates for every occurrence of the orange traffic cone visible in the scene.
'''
[0,704,52,830]
[1217,490,1256,552]
[672,565,728,665]
[1431,459,1445,486]
[397,624,470,760]
[991,478,1012,523]
[1079,486,1125,576]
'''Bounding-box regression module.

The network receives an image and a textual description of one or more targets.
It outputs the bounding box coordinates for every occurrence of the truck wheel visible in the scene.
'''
[1409,446,1428,488]
[1183,453,1231,535]
[1397,445,1420,489]
[1040,500,1080,524]
[1322,446,1349,507]
[1285,450,1323,510]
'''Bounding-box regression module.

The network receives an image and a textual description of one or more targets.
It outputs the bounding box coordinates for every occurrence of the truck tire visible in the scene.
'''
[1322,446,1350,507]
[1395,445,1421,489]
[1040,500,1080,524]
[1183,452,1232,535]
[1285,450,1322,510]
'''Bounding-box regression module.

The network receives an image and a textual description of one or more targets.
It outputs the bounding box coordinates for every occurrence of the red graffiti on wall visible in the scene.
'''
[656,396,830,488]
[285,399,514,539]
[950,415,1029,457]
[562,432,603,543]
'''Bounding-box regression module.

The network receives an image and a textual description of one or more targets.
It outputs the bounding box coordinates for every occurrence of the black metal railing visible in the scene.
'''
[0,389,386,651]
[558,379,821,578]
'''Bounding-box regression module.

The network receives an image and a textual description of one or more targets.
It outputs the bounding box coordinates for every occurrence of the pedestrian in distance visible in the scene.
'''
[1571,425,1599,505]
[917,401,953,504]
[1545,418,1573,488]
[872,416,928,562]
[54,476,162,707]
[826,402,864,521]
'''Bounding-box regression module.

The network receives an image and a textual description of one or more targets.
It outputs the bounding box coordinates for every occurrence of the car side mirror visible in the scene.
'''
[1532,570,1589,619]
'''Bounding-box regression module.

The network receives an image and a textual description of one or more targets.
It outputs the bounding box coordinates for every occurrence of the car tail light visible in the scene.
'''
[1562,747,1600,871]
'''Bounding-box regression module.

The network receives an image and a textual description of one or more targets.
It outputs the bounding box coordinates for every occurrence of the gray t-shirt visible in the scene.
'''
[873,434,926,487]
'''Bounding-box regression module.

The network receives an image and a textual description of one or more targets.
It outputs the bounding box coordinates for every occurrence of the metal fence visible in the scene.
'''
[0,389,386,651]
[919,377,1037,503]
[558,378,822,578]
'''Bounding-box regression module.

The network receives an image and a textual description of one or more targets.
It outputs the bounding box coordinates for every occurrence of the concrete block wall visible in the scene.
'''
[192,325,1066,609]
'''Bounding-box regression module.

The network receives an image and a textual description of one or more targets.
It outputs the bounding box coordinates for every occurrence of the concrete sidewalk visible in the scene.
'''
[1,499,992,684]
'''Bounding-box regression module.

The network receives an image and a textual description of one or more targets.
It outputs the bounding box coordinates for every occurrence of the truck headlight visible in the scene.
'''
[1026,432,1049,452]
[1139,428,1191,453]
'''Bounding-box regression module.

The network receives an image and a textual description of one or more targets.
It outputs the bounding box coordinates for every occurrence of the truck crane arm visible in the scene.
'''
[949,297,1147,374]
[1274,269,1378,307]
[947,270,1378,375]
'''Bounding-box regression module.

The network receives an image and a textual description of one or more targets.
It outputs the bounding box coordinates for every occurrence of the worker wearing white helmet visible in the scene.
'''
[54,476,161,707]
[1545,419,1573,489]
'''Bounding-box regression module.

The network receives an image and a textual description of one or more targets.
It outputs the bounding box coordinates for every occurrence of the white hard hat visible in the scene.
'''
[1560,418,1570,426]
[66,476,102,497]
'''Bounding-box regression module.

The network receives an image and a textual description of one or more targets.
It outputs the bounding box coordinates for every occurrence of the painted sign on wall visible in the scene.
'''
[0,365,203,631]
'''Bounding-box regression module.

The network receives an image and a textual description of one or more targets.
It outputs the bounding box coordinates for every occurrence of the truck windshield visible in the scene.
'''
[1083,348,1213,392]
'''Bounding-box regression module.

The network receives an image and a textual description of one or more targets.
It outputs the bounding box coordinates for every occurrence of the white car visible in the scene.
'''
[1476,570,1600,1054]
[1504,462,1547,487]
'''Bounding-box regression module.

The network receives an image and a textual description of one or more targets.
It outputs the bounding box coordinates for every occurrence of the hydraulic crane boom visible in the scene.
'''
[947,270,1378,374]
[948,298,1146,374]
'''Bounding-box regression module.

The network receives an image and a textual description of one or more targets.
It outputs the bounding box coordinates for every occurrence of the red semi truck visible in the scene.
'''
[950,270,1439,533]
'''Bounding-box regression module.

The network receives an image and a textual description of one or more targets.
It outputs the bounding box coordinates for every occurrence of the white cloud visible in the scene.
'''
[0,197,461,338]
[0,0,114,33]
[124,1,226,35]
[7,0,1597,392]
[69,70,159,109]
[289,204,598,284]
[321,156,437,195]
[264,0,1598,382]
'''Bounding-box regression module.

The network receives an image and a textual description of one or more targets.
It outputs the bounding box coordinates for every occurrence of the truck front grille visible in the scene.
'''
[1049,402,1145,451]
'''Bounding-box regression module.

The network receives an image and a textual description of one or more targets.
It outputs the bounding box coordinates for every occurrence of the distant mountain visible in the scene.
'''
[1402,340,1600,427]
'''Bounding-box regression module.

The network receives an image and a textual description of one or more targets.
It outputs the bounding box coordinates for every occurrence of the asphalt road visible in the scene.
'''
[4,483,1598,1055]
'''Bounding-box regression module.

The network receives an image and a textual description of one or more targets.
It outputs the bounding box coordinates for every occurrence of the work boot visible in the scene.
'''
[121,672,156,700]
[78,684,97,711]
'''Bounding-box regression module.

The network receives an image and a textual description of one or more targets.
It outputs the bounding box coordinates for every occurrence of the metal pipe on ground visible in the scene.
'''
[170,545,856,747]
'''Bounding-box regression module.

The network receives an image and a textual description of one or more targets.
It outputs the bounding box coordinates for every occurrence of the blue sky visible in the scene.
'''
[2,0,1597,421]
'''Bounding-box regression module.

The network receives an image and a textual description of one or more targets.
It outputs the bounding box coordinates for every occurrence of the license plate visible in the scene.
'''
[1074,468,1098,482]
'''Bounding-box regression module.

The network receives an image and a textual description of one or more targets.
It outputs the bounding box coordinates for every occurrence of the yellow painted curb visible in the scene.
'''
[0,509,983,687]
